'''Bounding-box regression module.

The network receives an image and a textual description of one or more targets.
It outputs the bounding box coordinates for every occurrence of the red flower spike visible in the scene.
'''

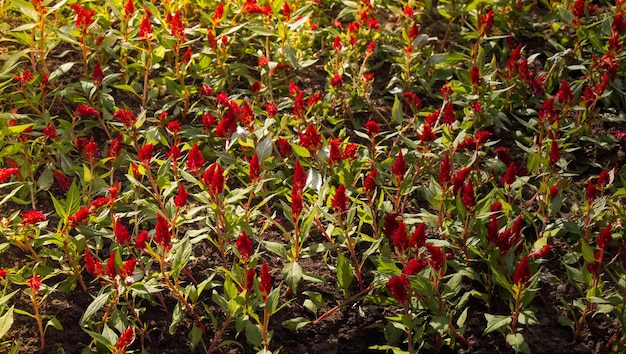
[392,150,407,181]
[293,160,307,193]
[85,137,99,165]
[121,258,137,278]
[68,207,90,227]
[411,223,426,248]
[550,185,559,198]
[264,102,278,118]
[299,124,322,153]
[331,184,349,217]
[383,213,401,240]
[453,166,472,195]
[115,327,135,352]
[512,255,531,285]
[408,22,419,41]
[186,143,204,175]
[245,268,256,292]
[329,138,342,165]
[250,152,261,182]
[530,244,553,259]
[53,171,71,191]
[365,119,380,138]
[598,224,612,250]
[107,134,123,160]
[106,250,117,278]
[442,103,456,125]
[138,144,154,165]
[330,75,343,88]
[470,65,480,87]
[75,105,99,119]
[124,0,135,19]
[391,221,410,252]
[155,214,171,248]
[43,122,57,140]
[556,80,573,104]
[487,214,500,245]
[418,124,435,142]
[479,10,494,35]
[134,230,149,249]
[202,162,225,197]
[438,154,451,189]
[586,180,598,203]
[289,81,300,96]
[404,258,428,276]
[461,181,476,211]
[84,249,103,277]
[549,139,561,165]
[114,217,131,244]
[291,188,303,221]
[21,210,46,226]
[113,109,136,127]
[333,36,342,52]
[28,274,42,294]
[258,261,272,301]
[598,170,610,188]
[174,183,188,208]
[425,244,445,271]
[139,9,153,39]
[501,162,517,186]
[236,232,253,261]
[93,62,103,86]
[363,169,378,194]
[170,10,185,40]
[282,2,291,20]
[387,275,410,304]
[495,146,511,165]
[278,137,292,156]
[342,143,358,160]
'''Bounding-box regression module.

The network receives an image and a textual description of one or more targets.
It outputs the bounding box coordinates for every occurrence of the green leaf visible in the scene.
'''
[580,239,595,264]
[282,261,302,293]
[283,317,310,331]
[256,136,273,161]
[65,181,81,215]
[391,95,403,124]
[263,241,288,259]
[0,306,14,339]
[290,143,311,158]
[506,333,530,353]
[83,329,114,350]
[169,302,183,335]
[49,62,75,81]
[336,253,354,295]
[244,321,263,348]
[46,316,64,331]
[80,293,110,327]
[483,313,511,334]
[37,168,54,191]
[171,237,192,278]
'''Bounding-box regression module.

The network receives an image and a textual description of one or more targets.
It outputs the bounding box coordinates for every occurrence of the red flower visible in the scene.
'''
[383,213,401,239]
[202,162,225,197]
[115,327,135,352]
[598,224,612,250]
[120,258,137,278]
[186,142,204,175]
[282,2,291,20]
[365,119,380,137]
[84,249,103,277]
[402,92,422,111]
[258,261,272,301]
[329,138,342,165]
[42,122,57,140]
[107,134,123,160]
[438,154,451,189]
[418,124,435,142]
[138,144,154,164]
[139,9,153,39]
[169,10,185,40]
[278,137,292,156]
[21,210,46,226]
[550,185,559,198]
[293,159,307,193]
[250,152,261,182]
[501,162,517,186]
[85,137,99,165]
[366,40,376,54]
[291,188,303,221]
[391,221,410,252]
[124,0,135,20]
[512,255,531,285]
[411,223,426,248]
[556,80,573,104]
[470,65,480,87]
[114,217,131,244]
[113,109,136,127]
[106,250,117,278]
[68,207,90,227]
[453,166,472,195]
[586,180,598,203]
[134,230,149,249]
[236,231,253,261]
[363,169,378,194]
[479,10,494,35]
[264,102,278,118]
[387,275,410,304]
[442,103,456,125]
[461,182,476,212]
[549,139,561,166]
[391,150,407,182]
[404,258,428,275]
[299,124,322,153]
[342,143,358,160]
[333,36,342,52]
[251,81,262,93]
[70,4,96,31]
[495,146,511,165]
[331,184,349,217]
[28,274,42,294]
[155,214,171,248]
[330,75,343,88]
[213,3,224,23]
[53,171,71,191]
[425,244,445,271]
[245,268,256,292]
[530,245,553,259]
[75,105,99,119]
[408,22,419,41]
[174,183,188,208]
[201,113,216,130]
[93,62,103,86]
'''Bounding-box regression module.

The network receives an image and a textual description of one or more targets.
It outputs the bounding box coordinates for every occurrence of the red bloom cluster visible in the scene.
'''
[115,327,135,352]
[75,105,99,119]
[478,10,494,36]
[155,214,171,248]
[169,10,185,40]
[28,274,42,294]
[391,150,407,182]
[0,167,19,183]
[139,8,153,39]
[236,231,253,261]
[258,261,272,301]
[513,255,531,285]
[174,183,188,208]
[114,217,131,244]
[84,249,103,277]
[243,0,272,16]
[113,109,136,127]
[68,207,90,227]
[70,4,96,33]
[21,210,46,226]
[299,124,322,154]
[331,184,349,218]
[363,169,378,194]
[203,162,225,197]
[249,152,261,182]
[365,119,380,138]
[186,143,204,175]
[387,275,410,304]
[487,212,524,254]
